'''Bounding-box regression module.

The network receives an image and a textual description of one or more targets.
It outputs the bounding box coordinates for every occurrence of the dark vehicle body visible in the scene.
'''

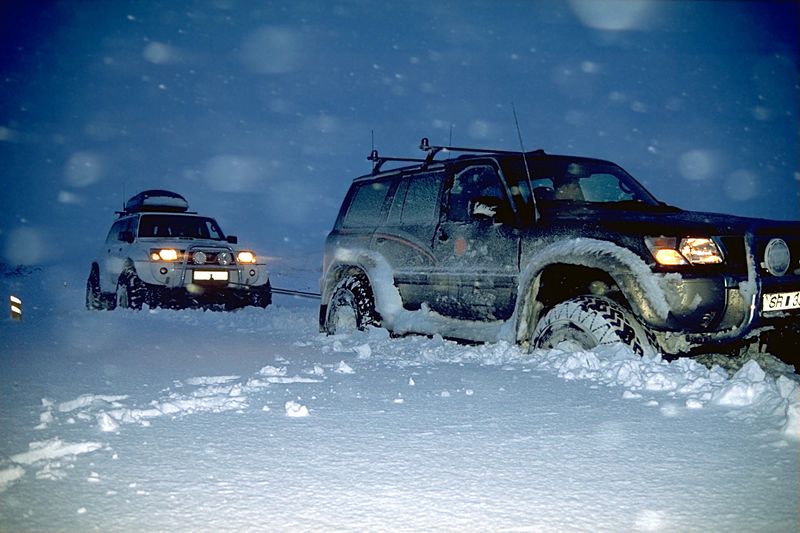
[320,140,799,363]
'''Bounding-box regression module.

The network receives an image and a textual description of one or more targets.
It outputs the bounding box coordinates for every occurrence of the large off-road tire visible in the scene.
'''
[531,295,658,357]
[324,272,380,334]
[115,269,147,310]
[250,281,272,309]
[86,264,109,311]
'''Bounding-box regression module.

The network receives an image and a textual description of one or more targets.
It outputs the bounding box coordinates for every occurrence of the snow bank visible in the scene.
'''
[323,328,800,441]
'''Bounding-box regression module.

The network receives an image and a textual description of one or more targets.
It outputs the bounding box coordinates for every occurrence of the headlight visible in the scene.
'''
[237,251,256,264]
[645,236,724,266]
[150,248,180,261]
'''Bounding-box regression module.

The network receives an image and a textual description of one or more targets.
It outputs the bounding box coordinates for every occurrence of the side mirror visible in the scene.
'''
[119,230,134,243]
[226,235,238,244]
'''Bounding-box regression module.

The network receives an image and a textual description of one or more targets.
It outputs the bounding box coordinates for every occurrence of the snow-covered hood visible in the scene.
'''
[540,203,800,237]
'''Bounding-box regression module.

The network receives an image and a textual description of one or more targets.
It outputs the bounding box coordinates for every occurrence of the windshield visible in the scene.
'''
[137,215,226,240]
[503,156,660,209]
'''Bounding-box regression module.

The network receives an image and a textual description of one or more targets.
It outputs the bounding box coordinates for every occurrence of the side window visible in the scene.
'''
[105,218,135,243]
[342,181,390,228]
[105,220,125,243]
[386,179,408,226]
[398,172,444,225]
[447,165,506,222]
[580,173,631,202]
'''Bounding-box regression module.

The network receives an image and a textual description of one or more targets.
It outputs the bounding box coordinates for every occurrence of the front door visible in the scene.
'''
[431,162,520,321]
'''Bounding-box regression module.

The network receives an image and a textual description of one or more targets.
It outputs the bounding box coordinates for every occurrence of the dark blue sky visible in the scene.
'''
[1,0,797,266]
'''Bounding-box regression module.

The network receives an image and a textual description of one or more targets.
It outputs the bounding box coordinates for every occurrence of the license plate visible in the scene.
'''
[762,291,800,312]
[193,271,229,282]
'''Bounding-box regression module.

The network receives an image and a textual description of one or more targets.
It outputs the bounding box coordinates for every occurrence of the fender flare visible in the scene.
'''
[321,249,409,329]
[512,238,671,343]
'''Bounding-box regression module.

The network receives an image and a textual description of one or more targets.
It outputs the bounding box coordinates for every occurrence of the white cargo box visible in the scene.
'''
[124,190,189,213]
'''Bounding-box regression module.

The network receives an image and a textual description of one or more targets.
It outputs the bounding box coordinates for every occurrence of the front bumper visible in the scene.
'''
[135,245,269,291]
[680,233,800,346]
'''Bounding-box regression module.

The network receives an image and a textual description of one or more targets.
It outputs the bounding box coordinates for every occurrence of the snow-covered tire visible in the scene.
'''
[115,269,147,310]
[86,264,109,310]
[531,295,658,357]
[324,272,380,334]
[250,281,272,309]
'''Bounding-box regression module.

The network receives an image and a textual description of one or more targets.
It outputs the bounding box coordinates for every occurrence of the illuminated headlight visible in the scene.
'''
[150,248,180,261]
[645,236,724,266]
[763,238,790,276]
[237,251,256,264]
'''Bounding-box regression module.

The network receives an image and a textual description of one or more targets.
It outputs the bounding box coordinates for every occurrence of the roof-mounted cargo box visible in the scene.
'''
[124,190,189,213]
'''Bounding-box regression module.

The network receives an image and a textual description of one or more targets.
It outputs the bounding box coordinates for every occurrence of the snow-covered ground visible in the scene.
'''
[1,262,797,532]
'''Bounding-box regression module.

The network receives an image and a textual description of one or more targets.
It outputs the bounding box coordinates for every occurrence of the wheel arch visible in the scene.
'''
[513,239,671,344]
[319,250,403,331]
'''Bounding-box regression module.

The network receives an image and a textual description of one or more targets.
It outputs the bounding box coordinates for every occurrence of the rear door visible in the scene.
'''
[102,215,137,291]
[373,171,446,311]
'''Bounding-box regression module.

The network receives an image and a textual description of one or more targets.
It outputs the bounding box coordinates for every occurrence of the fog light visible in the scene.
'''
[249,269,256,277]
[764,238,790,276]
[159,267,168,275]
[193,251,207,265]
[218,251,232,266]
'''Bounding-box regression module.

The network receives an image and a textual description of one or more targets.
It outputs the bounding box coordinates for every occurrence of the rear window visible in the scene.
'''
[342,181,390,228]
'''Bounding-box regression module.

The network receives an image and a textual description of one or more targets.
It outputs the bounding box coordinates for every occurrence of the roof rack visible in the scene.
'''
[367,137,547,175]
[418,137,526,161]
[368,149,427,174]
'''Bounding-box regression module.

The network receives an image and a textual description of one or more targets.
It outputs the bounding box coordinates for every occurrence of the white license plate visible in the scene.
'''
[762,291,800,312]
[193,271,229,282]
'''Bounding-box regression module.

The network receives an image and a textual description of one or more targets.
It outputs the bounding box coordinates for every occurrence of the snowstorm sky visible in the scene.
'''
[0,0,798,267]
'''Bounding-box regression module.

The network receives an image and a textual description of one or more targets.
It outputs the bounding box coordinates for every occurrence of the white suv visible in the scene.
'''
[86,190,271,311]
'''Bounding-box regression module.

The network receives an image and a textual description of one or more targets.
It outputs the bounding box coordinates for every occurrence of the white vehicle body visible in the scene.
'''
[87,190,270,311]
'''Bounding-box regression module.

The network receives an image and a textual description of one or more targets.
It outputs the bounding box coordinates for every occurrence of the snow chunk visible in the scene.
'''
[10,439,103,466]
[284,401,310,418]
[713,360,769,407]
[353,343,372,359]
[185,376,240,386]
[0,466,25,492]
[97,412,120,433]
[335,361,355,374]
[58,394,129,413]
[258,365,287,377]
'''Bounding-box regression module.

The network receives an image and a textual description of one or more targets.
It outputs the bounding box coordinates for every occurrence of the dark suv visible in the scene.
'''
[320,139,799,364]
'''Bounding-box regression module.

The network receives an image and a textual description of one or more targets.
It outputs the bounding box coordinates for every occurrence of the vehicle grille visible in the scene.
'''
[720,232,800,278]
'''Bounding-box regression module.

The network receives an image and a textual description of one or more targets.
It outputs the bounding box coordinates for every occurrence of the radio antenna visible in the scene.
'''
[512,102,539,222]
